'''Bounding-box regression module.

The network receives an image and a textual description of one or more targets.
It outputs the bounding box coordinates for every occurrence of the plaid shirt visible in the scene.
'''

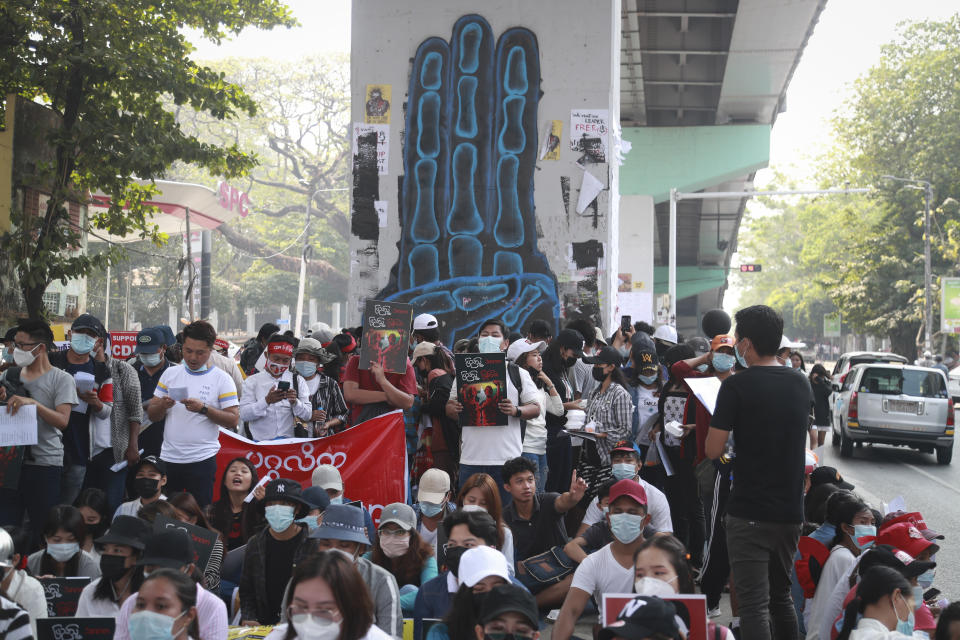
[308,373,349,435]
[584,382,634,465]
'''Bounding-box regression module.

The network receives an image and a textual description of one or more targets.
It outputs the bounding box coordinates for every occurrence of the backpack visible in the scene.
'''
[795,536,831,599]
[0,367,32,466]
[506,362,527,442]
[238,339,262,376]
[0,367,30,401]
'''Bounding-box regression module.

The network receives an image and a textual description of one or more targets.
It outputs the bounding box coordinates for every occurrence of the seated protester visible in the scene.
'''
[207,457,264,551]
[935,601,960,640]
[806,484,845,533]
[835,566,917,640]
[240,333,312,440]
[342,338,416,426]
[597,594,681,640]
[114,530,228,640]
[27,504,100,578]
[415,468,457,563]
[169,492,224,594]
[457,472,515,571]
[0,528,46,634]
[577,442,672,536]
[293,338,348,436]
[877,521,942,636]
[432,546,517,640]
[302,504,403,637]
[501,456,587,567]
[76,515,151,617]
[312,464,376,545]
[0,595,31,640]
[75,487,111,561]
[807,494,876,638]
[264,551,393,640]
[413,510,503,622]
[240,479,313,625]
[127,568,200,640]
[114,455,168,519]
[633,535,735,639]
[367,503,437,616]
[552,480,651,640]
[296,486,331,535]
[472,583,541,640]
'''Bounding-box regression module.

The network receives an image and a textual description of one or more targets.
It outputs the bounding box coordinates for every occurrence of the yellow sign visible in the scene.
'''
[539,120,562,160]
[364,84,391,124]
[51,324,68,341]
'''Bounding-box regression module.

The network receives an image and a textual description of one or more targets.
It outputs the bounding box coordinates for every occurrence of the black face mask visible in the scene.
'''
[133,476,160,500]
[591,366,608,382]
[87,520,108,539]
[446,545,468,577]
[563,356,578,368]
[99,554,130,580]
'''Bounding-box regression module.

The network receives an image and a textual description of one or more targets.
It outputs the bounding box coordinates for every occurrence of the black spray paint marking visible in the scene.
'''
[570,239,603,269]
[570,239,604,329]
[352,130,380,242]
[560,176,571,227]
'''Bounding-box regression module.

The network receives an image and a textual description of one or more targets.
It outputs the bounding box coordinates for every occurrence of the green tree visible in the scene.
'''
[0,0,297,318]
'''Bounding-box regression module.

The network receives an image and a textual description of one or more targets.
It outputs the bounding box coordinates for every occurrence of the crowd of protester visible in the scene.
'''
[0,305,955,640]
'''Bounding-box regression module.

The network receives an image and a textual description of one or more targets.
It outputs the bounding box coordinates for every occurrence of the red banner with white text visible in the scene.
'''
[214,410,407,525]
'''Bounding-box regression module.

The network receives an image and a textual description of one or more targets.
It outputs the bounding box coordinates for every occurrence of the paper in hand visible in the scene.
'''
[73,371,96,413]
[0,405,38,447]
[244,475,270,503]
[168,387,189,402]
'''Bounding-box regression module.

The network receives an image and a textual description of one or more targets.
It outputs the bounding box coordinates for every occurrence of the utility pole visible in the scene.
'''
[294,186,316,338]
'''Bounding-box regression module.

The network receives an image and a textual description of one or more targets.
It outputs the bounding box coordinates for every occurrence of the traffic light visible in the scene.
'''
[739,264,762,272]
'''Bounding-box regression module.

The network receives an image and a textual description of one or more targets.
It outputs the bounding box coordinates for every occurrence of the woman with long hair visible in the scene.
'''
[128,568,200,640]
[74,488,111,562]
[169,492,225,594]
[76,515,150,617]
[368,503,436,616]
[511,341,564,493]
[206,457,264,551]
[456,473,513,569]
[267,550,392,640]
[810,363,832,447]
[541,329,585,493]
[412,343,458,482]
[26,505,100,578]
[835,566,915,640]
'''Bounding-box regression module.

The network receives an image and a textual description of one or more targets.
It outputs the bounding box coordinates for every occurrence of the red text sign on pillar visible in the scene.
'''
[217,182,250,217]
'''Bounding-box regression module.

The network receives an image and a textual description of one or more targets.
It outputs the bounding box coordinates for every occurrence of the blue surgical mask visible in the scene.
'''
[695,364,709,373]
[295,361,318,377]
[265,505,296,532]
[329,497,344,505]
[609,513,646,544]
[912,586,925,610]
[140,353,163,367]
[734,343,749,369]
[128,609,184,640]
[71,333,97,355]
[611,463,637,481]
[185,362,208,373]
[1,347,12,363]
[895,593,915,635]
[478,336,502,353]
[712,352,735,372]
[46,542,80,563]
[638,373,658,386]
[851,524,876,551]
[918,569,935,589]
[619,347,631,359]
[295,516,320,534]
[419,501,444,518]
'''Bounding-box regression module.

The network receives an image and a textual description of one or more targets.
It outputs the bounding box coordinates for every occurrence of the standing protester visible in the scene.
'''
[133,327,170,458]
[293,338,348,435]
[412,313,443,348]
[526,318,554,345]
[810,364,833,447]
[147,320,239,506]
[240,322,281,375]
[0,319,77,541]
[412,342,458,483]
[542,329,584,493]
[343,338,417,426]
[707,304,812,640]
[240,334,312,440]
[566,318,600,402]
[0,327,15,374]
[49,313,114,505]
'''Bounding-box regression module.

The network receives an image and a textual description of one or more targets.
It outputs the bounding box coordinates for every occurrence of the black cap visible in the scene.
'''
[860,544,936,579]
[135,328,165,354]
[583,346,623,367]
[302,486,331,512]
[131,455,167,476]
[686,337,710,357]
[263,478,313,512]
[72,313,106,338]
[94,515,151,551]
[555,329,584,356]
[139,530,194,569]
[598,596,681,640]
[153,325,177,347]
[476,584,539,628]
[809,466,854,490]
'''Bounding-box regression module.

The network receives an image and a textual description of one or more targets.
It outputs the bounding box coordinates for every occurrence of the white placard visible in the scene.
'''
[375,201,388,228]
[684,376,722,415]
[0,405,38,446]
[168,387,189,402]
[570,109,609,162]
[245,475,271,503]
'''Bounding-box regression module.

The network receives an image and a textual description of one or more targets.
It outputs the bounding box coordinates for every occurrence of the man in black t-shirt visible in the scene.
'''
[706,305,811,640]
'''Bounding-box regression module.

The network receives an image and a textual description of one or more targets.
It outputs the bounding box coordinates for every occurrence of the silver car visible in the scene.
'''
[833,363,954,464]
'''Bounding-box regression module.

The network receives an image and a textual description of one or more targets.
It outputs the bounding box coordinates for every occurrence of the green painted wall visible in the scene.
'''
[653,265,728,299]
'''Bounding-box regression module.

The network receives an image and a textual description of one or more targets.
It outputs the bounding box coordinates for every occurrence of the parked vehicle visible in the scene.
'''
[832,363,954,465]
[948,368,960,403]
[830,351,909,422]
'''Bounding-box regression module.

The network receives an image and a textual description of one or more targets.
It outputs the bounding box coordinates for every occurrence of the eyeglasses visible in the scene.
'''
[443,540,480,551]
[287,604,341,621]
[13,342,40,350]
[379,528,411,538]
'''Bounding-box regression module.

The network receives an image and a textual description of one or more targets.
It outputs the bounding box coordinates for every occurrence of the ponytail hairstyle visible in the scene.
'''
[836,566,911,640]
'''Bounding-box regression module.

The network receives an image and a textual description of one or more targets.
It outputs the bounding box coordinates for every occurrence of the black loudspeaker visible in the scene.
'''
[702,309,732,339]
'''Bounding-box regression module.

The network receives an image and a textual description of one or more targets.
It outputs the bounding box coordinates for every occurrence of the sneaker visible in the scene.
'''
[708,607,722,619]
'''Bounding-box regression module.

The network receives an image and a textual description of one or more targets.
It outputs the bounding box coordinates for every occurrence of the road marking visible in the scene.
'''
[900,462,960,495]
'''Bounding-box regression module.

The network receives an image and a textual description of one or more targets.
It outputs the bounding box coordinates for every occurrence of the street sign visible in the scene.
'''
[941,277,960,333]
[739,264,762,272]
[824,313,841,338]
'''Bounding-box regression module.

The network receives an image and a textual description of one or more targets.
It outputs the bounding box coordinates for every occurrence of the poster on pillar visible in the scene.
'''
[570,109,609,163]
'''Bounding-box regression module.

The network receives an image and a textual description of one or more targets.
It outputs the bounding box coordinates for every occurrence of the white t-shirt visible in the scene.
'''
[304,374,322,396]
[581,479,673,533]
[806,546,857,640]
[154,365,239,463]
[419,521,438,553]
[451,365,539,465]
[75,578,121,617]
[818,562,858,640]
[570,543,635,604]
[113,495,167,520]
[522,385,564,456]
[634,386,660,443]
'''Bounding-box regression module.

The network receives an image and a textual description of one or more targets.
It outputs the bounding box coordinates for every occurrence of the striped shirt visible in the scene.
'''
[0,596,32,640]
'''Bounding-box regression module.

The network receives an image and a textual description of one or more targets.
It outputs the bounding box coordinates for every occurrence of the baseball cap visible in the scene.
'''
[307,322,335,345]
[417,468,451,504]
[609,479,647,506]
[809,466,854,490]
[860,545,936,579]
[214,337,230,352]
[131,455,167,476]
[295,337,335,363]
[476,584,539,628]
[653,325,678,344]
[711,334,736,351]
[312,464,343,492]
[263,478,313,512]
[506,338,545,363]
[555,329,584,356]
[413,314,439,331]
[881,511,944,542]
[583,346,623,367]
[686,336,710,356]
[72,313,106,338]
[94,515,151,551]
[309,504,369,544]
[877,522,936,558]
[598,596,681,640]
[139,530,194,569]
[378,503,416,531]
[459,546,511,587]
[301,486,331,512]
[154,325,177,347]
[594,327,608,346]
[632,347,659,375]
[612,440,639,457]
[135,327,165,354]
[411,341,437,361]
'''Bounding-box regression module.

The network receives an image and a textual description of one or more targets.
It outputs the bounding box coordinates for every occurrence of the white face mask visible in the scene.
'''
[634,575,677,597]
[461,504,487,513]
[13,344,40,367]
[292,614,341,640]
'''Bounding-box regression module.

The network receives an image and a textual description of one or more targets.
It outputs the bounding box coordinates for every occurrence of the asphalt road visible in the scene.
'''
[823,418,960,602]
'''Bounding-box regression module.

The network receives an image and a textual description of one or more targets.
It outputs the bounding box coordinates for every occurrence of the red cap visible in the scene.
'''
[880,511,944,542]
[609,479,647,506]
[214,338,229,352]
[611,440,637,454]
[877,522,935,558]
